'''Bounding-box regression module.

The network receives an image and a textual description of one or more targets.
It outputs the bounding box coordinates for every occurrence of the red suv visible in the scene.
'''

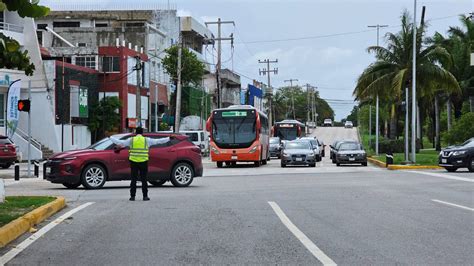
[0,136,17,169]
[44,133,203,189]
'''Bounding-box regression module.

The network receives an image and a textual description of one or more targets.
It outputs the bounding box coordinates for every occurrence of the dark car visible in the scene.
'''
[0,136,17,169]
[281,140,316,167]
[44,133,203,189]
[335,142,367,166]
[330,140,357,163]
[269,137,282,158]
[439,138,474,172]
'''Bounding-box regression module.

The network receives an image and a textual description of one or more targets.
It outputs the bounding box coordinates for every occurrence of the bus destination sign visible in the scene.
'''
[221,111,247,117]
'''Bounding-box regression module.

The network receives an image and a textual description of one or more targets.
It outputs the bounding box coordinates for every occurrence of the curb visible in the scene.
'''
[387,165,443,170]
[0,196,66,248]
[367,157,386,168]
[368,157,443,170]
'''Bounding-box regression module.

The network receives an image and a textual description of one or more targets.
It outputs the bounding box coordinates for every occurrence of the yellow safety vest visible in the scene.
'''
[129,135,149,162]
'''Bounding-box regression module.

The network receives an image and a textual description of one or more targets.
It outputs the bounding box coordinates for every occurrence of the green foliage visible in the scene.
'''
[442,112,474,145]
[0,196,55,226]
[0,0,50,75]
[273,86,334,123]
[162,45,206,86]
[159,122,169,131]
[345,106,359,126]
[87,97,122,140]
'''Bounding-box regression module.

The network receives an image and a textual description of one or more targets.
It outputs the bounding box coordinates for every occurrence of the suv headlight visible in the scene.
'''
[452,150,466,156]
[249,146,258,154]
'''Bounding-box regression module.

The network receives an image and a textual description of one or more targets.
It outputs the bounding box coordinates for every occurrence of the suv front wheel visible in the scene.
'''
[170,163,194,187]
[81,164,107,189]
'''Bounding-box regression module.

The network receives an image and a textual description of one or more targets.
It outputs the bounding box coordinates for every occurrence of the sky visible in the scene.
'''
[42,0,472,120]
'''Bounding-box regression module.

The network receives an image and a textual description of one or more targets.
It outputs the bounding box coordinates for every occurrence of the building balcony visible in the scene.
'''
[0,22,25,45]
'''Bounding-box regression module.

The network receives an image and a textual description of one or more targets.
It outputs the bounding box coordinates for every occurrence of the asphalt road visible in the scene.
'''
[2,127,473,265]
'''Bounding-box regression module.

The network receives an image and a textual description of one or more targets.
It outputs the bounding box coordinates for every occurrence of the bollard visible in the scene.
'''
[34,161,39,177]
[14,161,20,181]
[43,163,46,180]
[386,151,394,167]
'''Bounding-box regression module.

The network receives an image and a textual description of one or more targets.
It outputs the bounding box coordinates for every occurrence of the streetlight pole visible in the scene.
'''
[411,0,417,163]
[368,24,388,156]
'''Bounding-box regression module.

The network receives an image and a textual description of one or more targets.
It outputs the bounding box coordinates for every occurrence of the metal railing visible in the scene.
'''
[0,22,24,33]
[15,128,42,151]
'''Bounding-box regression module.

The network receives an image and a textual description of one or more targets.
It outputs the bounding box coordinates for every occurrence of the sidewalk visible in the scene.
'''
[0,162,45,180]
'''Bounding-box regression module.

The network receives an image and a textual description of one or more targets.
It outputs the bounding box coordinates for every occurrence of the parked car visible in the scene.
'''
[323,119,333,127]
[334,142,367,166]
[269,137,282,158]
[0,136,17,169]
[344,121,353,128]
[298,137,322,162]
[44,133,203,189]
[180,130,209,155]
[330,140,358,163]
[281,140,317,167]
[438,138,474,172]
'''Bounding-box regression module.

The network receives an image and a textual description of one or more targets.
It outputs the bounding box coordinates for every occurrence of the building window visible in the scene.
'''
[53,21,80,28]
[75,56,96,70]
[0,94,4,127]
[101,56,120,72]
[95,22,109,28]
[37,30,43,46]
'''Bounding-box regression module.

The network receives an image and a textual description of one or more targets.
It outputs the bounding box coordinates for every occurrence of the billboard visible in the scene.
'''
[247,84,263,110]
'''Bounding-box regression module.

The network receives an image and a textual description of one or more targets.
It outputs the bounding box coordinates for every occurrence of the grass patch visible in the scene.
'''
[373,149,439,166]
[0,196,56,227]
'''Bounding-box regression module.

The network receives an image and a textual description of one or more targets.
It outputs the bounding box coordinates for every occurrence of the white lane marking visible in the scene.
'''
[410,170,474,183]
[268,201,336,265]
[432,199,474,212]
[0,202,95,265]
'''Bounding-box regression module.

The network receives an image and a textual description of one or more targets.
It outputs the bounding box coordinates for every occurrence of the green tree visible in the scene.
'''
[0,0,50,75]
[354,10,460,140]
[161,46,206,87]
[442,112,474,144]
[87,97,122,142]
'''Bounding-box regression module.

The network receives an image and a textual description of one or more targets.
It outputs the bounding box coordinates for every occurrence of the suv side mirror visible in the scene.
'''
[114,145,125,153]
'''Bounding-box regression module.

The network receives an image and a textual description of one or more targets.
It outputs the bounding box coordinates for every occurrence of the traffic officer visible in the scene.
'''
[110,127,173,201]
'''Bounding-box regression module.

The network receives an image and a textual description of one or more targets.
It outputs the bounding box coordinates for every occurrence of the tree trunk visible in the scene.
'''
[389,104,397,139]
[416,103,421,149]
[384,120,388,138]
[447,99,452,132]
[434,95,441,151]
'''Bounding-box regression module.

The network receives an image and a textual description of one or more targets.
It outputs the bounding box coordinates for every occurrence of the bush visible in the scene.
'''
[373,139,405,153]
[443,112,474,145]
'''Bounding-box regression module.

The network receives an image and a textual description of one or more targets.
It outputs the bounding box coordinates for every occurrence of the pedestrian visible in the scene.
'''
[110,127,174,201]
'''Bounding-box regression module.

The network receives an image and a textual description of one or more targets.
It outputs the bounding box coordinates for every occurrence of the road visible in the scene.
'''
[1,127,473,265]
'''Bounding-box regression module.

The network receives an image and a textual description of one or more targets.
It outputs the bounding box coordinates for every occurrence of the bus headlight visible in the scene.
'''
[211,146,220,154]
[249,146,258,154]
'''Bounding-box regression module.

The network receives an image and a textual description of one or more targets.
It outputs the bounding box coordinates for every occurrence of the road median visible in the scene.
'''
[368,157,442,170]
[0,196,66,248]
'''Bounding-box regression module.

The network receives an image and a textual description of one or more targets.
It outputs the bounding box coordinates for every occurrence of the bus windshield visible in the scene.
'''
[212,114,257,148]
[276,127,298,141]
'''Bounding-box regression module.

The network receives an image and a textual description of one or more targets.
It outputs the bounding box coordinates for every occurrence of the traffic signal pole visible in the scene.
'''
[27,80,31,177]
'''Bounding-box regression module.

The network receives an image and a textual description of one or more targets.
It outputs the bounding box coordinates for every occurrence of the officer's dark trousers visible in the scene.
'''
[130,161,148,197]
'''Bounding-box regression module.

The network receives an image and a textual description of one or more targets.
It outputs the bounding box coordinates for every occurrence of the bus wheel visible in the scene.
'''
[254,161,261,167]
[262,159,267,165]
[217,162,223,168]
[225,161,231,166]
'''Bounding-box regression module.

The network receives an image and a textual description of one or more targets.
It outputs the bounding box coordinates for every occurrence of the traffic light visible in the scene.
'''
[18,100,31,112]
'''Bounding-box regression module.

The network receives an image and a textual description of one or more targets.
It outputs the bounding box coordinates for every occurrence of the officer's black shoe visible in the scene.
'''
[129,197,135,201]
[143,196,150,201]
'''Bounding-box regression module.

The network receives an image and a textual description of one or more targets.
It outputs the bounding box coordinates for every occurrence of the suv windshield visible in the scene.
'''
[0,138,12,145]
[461,138,474,147]
[285,142,311,150]
[88,138,116,150]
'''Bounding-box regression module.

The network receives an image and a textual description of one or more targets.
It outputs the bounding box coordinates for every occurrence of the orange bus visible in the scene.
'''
[206,105,270,168]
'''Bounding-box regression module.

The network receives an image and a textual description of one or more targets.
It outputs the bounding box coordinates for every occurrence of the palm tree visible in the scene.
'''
[354,10,460,142]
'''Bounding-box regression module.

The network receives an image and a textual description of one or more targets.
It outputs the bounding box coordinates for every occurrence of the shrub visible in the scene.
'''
[443,112,474,145]
[374,139,405,153]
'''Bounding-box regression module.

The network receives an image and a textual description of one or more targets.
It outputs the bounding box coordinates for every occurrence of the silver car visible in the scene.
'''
[269,137,282,158]
[281,141,317,167]
[298,137,322,162]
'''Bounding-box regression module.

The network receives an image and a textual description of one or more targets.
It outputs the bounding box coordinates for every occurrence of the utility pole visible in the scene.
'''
[205,18,235,108]
[368,24,388,156]
[284,79,298,120]
[411,0,417,163]
[135,56,142,128]
[258,59,278,127]
[304,84,316,130]
[174,21,183,133]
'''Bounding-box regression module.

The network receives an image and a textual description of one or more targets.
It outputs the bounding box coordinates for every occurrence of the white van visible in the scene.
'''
[179,130,209,155]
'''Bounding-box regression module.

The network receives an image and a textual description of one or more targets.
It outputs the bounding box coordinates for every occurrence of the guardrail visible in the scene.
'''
[0,22,24,33]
